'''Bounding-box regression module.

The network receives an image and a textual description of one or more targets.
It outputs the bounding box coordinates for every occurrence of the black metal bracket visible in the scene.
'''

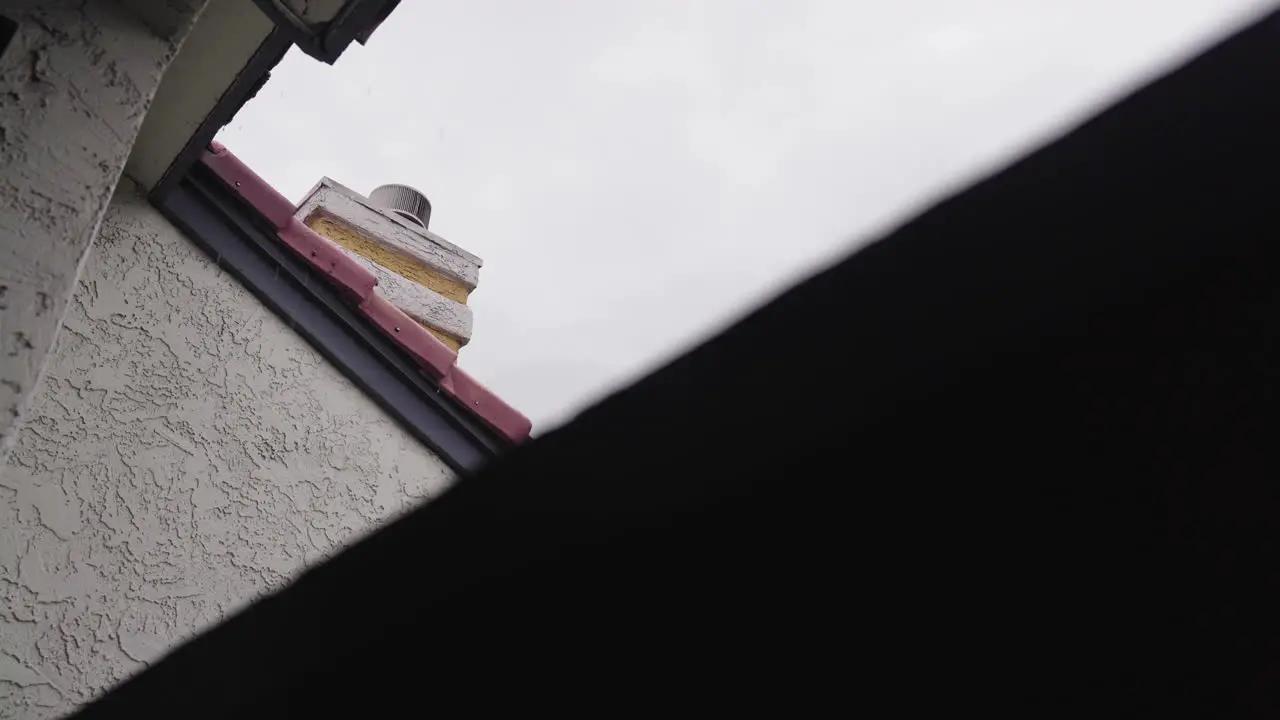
[251,0,400,65]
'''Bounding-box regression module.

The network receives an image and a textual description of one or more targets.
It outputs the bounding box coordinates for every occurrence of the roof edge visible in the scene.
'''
[202,141,531,443]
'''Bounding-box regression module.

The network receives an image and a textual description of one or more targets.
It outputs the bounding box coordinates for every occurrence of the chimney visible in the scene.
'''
[293,178,483,352]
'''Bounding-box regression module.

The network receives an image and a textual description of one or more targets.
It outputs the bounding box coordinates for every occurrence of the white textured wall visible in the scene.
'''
[0,183,455,719]
[0,0,203,458]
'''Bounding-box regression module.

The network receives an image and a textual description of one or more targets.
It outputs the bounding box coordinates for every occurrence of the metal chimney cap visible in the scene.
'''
[370,183,432,229]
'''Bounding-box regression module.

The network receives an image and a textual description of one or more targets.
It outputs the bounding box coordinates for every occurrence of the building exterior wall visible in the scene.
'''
[0,0,204,459]
[0,182,455,719]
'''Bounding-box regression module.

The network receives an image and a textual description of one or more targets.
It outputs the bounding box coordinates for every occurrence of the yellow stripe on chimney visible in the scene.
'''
[419,321,463,352]
[307,217,472,305]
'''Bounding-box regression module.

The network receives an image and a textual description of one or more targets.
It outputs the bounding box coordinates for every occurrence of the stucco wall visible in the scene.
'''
[0,0,203,459]
[0,182,455,719]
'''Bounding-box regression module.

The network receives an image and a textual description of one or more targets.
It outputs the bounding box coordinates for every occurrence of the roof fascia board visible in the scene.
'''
[145,1,399,202]
[147,29,291,203]
[127,1,279,191]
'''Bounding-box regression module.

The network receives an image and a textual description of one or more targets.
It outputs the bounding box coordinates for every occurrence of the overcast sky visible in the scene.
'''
[218,0,1275,432]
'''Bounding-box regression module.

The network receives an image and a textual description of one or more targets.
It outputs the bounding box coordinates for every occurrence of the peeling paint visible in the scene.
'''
[296,181,483,288]
[318,227,474,345]
[0,183,455,718]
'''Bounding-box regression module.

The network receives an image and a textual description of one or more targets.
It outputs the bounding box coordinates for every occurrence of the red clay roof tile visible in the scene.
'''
[279,218,378,300]
[358,293,457,379]
[205,142,297,230]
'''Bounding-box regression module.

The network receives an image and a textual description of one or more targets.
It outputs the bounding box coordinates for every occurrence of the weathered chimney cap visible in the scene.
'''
[370,183,432,229]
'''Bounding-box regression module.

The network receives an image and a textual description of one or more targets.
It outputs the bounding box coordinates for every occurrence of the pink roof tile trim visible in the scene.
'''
[439,367,532,442]
[280,219,378,301]
[359,293,456,379]
[200,143,532,444]
[205,142,296,229]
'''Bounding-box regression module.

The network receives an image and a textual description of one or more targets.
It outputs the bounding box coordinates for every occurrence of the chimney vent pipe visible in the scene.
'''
[370,184,432,229]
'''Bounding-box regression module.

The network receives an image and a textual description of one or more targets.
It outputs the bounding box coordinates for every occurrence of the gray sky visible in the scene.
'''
[218,0,1275,432]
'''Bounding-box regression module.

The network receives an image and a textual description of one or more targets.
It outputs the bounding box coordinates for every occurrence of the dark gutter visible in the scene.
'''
[157,163,508,474]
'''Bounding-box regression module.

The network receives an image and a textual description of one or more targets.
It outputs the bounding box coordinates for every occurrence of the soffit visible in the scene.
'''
[124,0,351,190]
